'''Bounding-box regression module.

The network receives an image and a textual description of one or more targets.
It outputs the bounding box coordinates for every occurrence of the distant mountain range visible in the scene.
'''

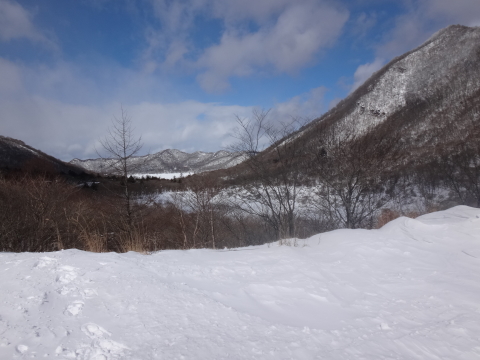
[0,134,244,176]
[70,149,246,175]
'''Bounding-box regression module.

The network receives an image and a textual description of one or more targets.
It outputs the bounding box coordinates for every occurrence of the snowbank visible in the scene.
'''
[1,206,479,359]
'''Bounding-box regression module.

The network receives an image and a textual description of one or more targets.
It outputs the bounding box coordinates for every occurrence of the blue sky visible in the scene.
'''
[1,0,479,160]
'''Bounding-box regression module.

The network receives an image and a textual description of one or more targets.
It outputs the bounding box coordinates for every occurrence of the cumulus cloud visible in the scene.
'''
[144,0,349,92]
[0,58,249,160]
[197,3,348,92]
[424,0,480,27]
[0,55,324,161]
[376,0,480,59]
[209,0,289,24]
[1,89,324,161]
[352,12,377,38]
[0,57,23,95]
[142,0,207,73]
[0,0,55,47]
[270,87,327,122]
[375,14,429,60]
[0,93,250,161]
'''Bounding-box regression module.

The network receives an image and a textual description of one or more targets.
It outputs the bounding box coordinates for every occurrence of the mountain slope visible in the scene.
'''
[302,25,480,159]
[70,149,245,175]
[0,135,84,174]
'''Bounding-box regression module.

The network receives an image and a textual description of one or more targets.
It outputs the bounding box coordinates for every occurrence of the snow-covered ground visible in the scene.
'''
[131,172,193,180]
[1,206,480,359]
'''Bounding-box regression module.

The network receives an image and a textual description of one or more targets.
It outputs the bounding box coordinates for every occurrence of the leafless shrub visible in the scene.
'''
[229,109,309,240]
[375,209,401,228]
[307,118,402,229]
[0,175,78,252]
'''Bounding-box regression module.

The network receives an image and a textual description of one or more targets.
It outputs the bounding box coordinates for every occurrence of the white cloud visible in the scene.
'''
[0,54,328,161]
[144,0,349,92]
[126,101,253,155]
[0,70,249,160]
[197,2,348,92]
[0,0,55,47]
[376,0,480,60]
[3,91,325,161]
[142,0,207,72]
[352,12,377,38]
[0,57,23,95]
[424,0,480,27]
[0,92,250,161]
[209,0,291,27]
[375,13,429,60]
[270,87,327,122]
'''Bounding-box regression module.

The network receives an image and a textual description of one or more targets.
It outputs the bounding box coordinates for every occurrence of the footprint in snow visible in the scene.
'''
[380,323,391,330]
[57,286,77,296]
[56,265,79,284]
[81,323,111,339]
[64,300,85,316]
[16,344,28,354]
[77,344,128,360]
[0,338,10,347]
[83,288,98,299]
[55,345,78,358]
[34,256,56,268]
[79,323,129,359]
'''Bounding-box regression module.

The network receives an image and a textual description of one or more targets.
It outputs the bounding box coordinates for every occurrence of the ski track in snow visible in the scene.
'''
[1,206,480,359]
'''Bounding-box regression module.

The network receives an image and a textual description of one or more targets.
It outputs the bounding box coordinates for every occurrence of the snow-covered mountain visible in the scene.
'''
[70,149,246,175]
[301,25,480,157]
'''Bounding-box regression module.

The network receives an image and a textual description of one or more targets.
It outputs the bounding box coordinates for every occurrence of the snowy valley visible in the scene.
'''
[1,206,479,359]
[1,19,480,360]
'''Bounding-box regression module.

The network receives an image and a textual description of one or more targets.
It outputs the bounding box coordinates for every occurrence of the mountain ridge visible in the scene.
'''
[70,148,245,175]
[0,135,85,175]
[297,24,480,161]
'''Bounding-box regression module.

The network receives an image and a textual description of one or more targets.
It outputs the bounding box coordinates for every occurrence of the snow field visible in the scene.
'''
[1,206,480,359]
[131,172,193,180]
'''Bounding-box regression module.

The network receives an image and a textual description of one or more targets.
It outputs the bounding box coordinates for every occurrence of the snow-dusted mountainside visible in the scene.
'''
[1,206,479,359]
[0,135,82,174]
[302,25,480,155]
[70,149,245,175]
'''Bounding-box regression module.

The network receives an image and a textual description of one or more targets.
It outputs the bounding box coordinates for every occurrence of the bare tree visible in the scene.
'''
[0,174,78,252]
[230,109,308,240]
[170,175,225,249]
[308,119,400,229]
[100,107,143,230]
[437,136,480,207]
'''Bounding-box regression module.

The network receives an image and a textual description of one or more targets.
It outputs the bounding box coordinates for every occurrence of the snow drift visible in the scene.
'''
[1,206,479,359]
